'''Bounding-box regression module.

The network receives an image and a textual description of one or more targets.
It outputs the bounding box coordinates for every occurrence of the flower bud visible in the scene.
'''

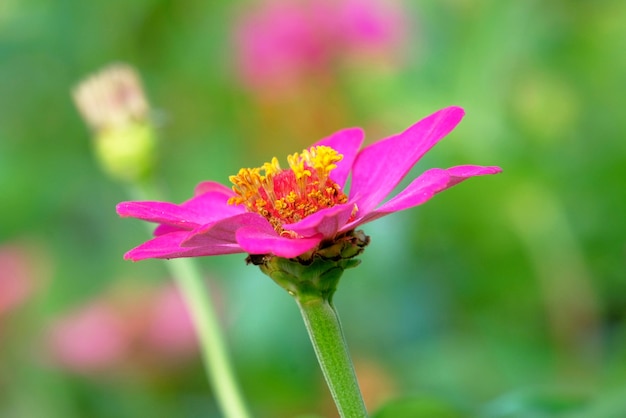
[72,63,156,183]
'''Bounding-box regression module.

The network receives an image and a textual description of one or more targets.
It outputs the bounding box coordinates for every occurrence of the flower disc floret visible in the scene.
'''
[228,146,348,235]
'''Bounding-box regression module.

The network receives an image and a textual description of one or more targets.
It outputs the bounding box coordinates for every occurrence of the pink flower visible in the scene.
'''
[46,301,129,373]
[141,284,197,358]
[0,243,46,317]
[233,0,408,91]
[117,107,501,261]
[45,284,198,374]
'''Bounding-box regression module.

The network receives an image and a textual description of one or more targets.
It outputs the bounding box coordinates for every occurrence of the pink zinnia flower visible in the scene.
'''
[117,107,501,261]
[233,0,408,91]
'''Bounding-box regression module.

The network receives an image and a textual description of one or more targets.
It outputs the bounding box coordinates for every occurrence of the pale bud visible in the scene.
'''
[72,63,156,183]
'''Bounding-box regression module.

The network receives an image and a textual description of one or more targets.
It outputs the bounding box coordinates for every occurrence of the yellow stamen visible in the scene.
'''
[228,145,351,234]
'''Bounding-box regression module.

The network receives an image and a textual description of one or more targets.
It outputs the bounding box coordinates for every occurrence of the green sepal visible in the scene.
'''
[249,229,369,303]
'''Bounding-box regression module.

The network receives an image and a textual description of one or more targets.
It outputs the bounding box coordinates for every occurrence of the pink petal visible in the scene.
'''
[313,127,364,188]
[149,187,244,236]
[349,106,465,214]
[117,201,202,231]
[117,187,242,232]
[446,165,502,186]
[181,213,268,248]
[346,165,502,228]
[284,203,355,239]
[194,181,235,197]
[124,231,243,261]
[180,190,246,223]
[236,225,322,258]
[183,212,322,258]
[153,223,186,236]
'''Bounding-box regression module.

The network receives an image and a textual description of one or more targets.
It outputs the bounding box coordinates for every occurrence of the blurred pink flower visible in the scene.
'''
[46,283,198,374]
[233,0,408,91]
[117,106,501,261]
[47,301,129,373]
[142,284,198,358]
[0,243,46,317]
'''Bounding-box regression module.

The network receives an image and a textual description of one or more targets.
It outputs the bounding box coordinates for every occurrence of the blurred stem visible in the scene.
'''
[296,296,367,418]
[130,183,251,418]
[168,259,250,418]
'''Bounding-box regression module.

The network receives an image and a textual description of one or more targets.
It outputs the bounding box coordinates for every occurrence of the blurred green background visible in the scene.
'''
[1,0,625,417]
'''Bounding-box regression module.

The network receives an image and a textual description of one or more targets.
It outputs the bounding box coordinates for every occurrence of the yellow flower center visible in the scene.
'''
[228,146,349,235]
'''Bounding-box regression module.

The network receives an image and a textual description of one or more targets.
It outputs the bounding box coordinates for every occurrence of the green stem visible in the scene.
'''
[168,259,251,418]
[296,296,368,418]
[130,183,251,418]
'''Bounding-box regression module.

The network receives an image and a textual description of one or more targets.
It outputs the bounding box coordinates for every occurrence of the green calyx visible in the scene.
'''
[95,122,156,184]
[248,230,370,303]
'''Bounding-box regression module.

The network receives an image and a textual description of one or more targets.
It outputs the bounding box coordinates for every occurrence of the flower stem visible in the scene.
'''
[168,259,251,418]
[130,183,251,418]
[255,232,370,417]
[296,295,368,418]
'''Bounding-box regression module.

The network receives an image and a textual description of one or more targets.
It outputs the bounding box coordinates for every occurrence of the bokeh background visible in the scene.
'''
[1,0,625,417]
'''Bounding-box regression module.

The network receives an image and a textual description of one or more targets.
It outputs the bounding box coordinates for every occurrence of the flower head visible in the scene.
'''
[228,145,350,234]
[117,107,501,261]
